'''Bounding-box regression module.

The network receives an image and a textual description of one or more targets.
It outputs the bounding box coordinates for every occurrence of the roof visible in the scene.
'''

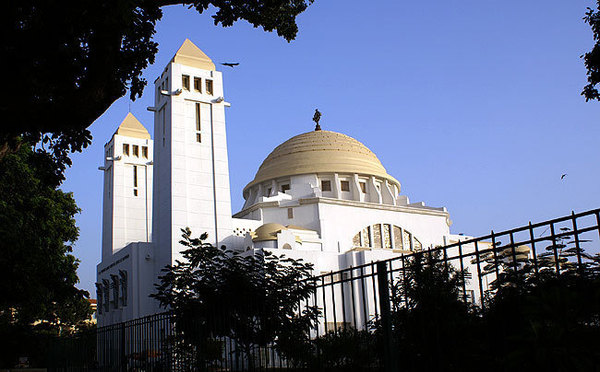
[244,130,400,193]
[252,223,286,242]
[171,39,215,70]
[114,113,151,140]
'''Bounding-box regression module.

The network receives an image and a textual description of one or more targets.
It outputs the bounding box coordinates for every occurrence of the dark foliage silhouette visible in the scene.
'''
[1,0,314,159]
[0,141,91,367]
[152,228,319,369]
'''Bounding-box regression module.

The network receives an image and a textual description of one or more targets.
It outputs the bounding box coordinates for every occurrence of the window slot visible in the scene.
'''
[182,75,190,90]
[281,184,290,193]
[142,146,148,158]
[132,145,139,157]
[133,165,138,196]
[340,180,350,192]
[321,180,331,192]
[205,79,213,95]
[287,208,294,219]
[360,182,366,193]
[194,77,202,92]
[123,144,129,156]
[195,103,202,143]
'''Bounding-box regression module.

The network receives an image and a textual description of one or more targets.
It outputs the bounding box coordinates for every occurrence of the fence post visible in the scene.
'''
[377,261,398,372]
[120,322,126,372]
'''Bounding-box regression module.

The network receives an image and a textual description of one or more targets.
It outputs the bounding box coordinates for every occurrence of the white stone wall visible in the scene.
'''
[101,134,153,260]
[152,61,233,271]
[96,242,156,326]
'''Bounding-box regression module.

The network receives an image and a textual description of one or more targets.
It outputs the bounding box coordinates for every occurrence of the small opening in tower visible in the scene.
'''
[287,208,294,219]
[196,133,202,143]
[123,144,129,156]
[142,146,148,158]
[340,181,350,192]
[182,75,190,91]
[205,79,213,95]
[132,145,139,157]
[194,77,202,92]
[360,182,367,193]
[321,180,331,192]
[281,184,290,193]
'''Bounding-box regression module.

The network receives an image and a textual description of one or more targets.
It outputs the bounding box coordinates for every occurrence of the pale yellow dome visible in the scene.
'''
[252,223,286,242]
[244,130,400,193]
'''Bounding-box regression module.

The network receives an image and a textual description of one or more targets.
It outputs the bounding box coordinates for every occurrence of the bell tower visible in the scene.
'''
[151,39,233,265]
[101,113,153,260]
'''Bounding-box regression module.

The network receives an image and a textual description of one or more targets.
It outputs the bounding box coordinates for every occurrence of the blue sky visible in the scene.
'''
[62,0,600,296]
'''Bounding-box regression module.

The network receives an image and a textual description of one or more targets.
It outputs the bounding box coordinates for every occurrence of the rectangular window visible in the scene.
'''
[195,103,202,143]
[281,184,290,193]
[340,180,350,192]
[195,103,201,131]
[142,146,148,158]
[123,144,129,156]
[194,77,202,92]
[182,75,190,90]
[266,188,272,196]
[133,166,137,187]
[132,145,139,157]
[206,79,213,95]
[287,208,294,219]
[119,270,128,307]
[321,180,331,192]
[360,182,366,193]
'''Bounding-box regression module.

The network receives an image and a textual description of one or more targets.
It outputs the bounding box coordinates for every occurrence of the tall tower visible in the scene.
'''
[101,113,154,260]
[152,39,233,265]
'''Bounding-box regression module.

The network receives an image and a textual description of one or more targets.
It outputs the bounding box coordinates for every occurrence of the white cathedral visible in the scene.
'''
[96,39,473,326]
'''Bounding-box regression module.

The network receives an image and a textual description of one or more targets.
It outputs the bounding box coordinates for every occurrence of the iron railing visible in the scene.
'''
[49,208,600,371]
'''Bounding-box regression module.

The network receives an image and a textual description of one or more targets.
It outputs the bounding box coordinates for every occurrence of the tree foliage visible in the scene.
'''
[152,228,319,368]
[0,140,91,367]
[583,2,600,101]
[388,251,483,372]
[1,0,314,157]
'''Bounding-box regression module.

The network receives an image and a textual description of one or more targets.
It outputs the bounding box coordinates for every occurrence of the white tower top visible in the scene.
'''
[101,113,153,260]
[152,39,233,267]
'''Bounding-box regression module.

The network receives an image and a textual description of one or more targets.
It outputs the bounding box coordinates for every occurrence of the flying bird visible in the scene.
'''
[221,62,239,68]
[561,174,567,180]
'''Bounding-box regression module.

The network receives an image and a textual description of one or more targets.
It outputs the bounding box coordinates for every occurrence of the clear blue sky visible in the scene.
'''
[62,0,600,296]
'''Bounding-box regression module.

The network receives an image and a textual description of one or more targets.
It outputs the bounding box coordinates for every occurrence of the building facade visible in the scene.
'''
[96,39,477,326]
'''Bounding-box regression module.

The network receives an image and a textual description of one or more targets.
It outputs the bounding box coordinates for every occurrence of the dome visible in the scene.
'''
[244,130,400,193]
[252,223,286,242]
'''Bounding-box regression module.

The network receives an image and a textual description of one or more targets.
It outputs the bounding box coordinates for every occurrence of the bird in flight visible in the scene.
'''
[221,62,239,68]
[561,174,567,180]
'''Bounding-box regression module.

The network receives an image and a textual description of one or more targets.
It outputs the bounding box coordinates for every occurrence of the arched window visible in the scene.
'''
[282,243,292,250]
[352,224,422,251]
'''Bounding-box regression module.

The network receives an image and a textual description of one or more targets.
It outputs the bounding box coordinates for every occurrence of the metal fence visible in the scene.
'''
[49,208,600,371]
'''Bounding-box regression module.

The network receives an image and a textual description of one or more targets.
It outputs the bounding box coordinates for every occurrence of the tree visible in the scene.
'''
[0,140,91,367]
[583,2,600,101]
[152,228,319,369]
[1,0,315,158]
[388,251,483,372]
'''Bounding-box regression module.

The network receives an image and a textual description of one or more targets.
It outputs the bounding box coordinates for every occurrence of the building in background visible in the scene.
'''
[96,39,479,326]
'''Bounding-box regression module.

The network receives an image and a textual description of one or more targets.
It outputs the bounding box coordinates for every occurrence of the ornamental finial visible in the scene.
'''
[313,109,322,131]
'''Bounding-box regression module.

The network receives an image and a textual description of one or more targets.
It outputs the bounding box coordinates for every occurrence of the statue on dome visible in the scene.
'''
[313,109,322,131]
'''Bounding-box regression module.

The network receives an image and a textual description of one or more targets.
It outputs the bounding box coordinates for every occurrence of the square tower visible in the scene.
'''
[152,39,233,266]
[101,113,154,260]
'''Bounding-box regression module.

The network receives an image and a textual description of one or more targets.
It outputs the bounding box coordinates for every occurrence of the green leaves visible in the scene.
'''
[583,3,600,101]
[0,142,91,366]
[2,0,314,158]
[152,228,319,366]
